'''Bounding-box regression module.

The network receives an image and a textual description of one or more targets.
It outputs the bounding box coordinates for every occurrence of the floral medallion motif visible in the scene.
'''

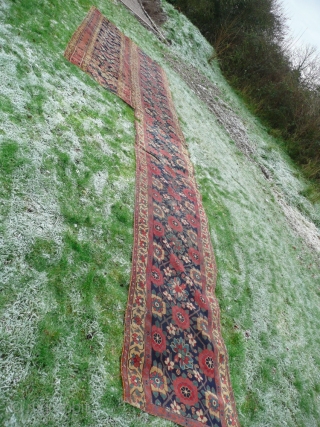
[153,203,165,219]
[153,177,163,191]
[150,164,161,175]
[150,366,168,396]
[169,253,185,273]
[170,337,193,370]
[199,349,216,377]
[197,316,210,338]
[153,220,165,237]
[194,290,209,310]
[188,247,201,265]
[183,188,197,202]
[186,214,199,228]
[190,267,202,286]
[167,277,188,301]
[172,305,190,330]
[153,242,165,263]
[152,294,166,317]
[152,189,163,203]
[151,325,167,353]
[187,229,198,245]
[173,377,199,406]
[151,265,164,286]
[168,216,183,233]
[205,390,220,418]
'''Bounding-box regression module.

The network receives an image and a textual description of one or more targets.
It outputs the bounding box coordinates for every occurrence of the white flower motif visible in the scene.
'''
[167,323,176,335]
[185,276,193,286]
[187,333,196,347]
[163,239,171,249]
[171,400,181,414]
[164,267,172,276]
[182,255,191,263]
[163,290,173,301]
[196,409,208,423]
[193,369,203,382]
[165,357,175,371]
[186,302,195,310]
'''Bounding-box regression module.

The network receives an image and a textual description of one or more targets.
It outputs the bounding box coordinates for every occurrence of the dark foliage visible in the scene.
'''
[169,0,320,183]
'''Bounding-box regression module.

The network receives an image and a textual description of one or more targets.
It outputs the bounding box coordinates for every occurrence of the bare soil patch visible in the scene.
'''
[141,0,167,26]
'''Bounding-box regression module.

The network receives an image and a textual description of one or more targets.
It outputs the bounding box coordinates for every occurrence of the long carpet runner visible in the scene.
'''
[65,7,239,427]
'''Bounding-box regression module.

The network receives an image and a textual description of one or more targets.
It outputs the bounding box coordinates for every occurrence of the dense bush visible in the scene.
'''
[169,0,320,183]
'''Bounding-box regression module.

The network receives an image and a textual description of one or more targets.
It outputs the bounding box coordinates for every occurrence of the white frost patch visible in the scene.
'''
[89,362,111,427]
[0,50,31,113]
[91,133,114,156]
[276,192,320,252]
[162,1,213,76]
[93,171,109,196]
[0,277,54,394]
[82,117,105,131]
[1,173,64,259]
[112,175,135,209]
[117,117,134,134]
[0,0,10,20]
[111,254,131,276]
[117,148,132,166]
[67,289,87,316]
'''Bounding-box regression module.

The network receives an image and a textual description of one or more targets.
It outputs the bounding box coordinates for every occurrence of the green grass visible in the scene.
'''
[0,0,320,426]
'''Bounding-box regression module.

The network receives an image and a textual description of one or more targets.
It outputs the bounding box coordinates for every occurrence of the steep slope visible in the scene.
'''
[0,1,319,426]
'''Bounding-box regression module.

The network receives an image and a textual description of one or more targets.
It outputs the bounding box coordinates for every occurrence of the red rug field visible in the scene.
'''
[65,7,239,426]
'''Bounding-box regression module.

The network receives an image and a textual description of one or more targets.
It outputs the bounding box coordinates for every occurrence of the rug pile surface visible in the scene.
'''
[65,7,239,426]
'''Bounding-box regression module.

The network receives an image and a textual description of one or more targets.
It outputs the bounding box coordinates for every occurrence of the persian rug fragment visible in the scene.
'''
[65,7,239,427]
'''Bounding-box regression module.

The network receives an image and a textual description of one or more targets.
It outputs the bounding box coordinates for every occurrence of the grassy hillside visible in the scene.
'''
[0,0,319,426]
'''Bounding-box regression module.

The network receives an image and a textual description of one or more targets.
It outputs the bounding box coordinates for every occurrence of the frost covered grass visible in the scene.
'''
[0,1,140,425]
[0,0,320,426]
[160,3,320,426]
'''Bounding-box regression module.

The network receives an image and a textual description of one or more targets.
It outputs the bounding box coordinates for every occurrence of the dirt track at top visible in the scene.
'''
[119,0,153,27]
[119,0,165,36]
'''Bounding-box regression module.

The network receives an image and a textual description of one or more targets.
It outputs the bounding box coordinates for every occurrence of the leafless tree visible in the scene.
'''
[290,44,320,90]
